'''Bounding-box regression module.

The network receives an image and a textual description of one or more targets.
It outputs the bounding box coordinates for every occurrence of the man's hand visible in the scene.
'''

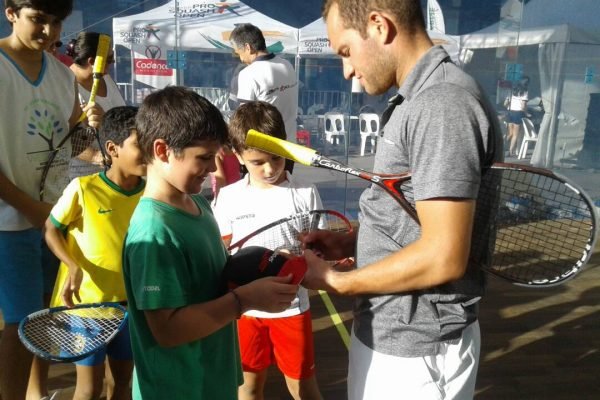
[299,229,356,261]
[300,249,342,292]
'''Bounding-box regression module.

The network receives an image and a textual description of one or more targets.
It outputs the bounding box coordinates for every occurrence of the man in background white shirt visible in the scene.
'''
[230,23,299,143]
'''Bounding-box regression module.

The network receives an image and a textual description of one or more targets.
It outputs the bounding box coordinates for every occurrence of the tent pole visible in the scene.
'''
[130,46,135,105]
[174,0,182,86]
[295,53,300,112]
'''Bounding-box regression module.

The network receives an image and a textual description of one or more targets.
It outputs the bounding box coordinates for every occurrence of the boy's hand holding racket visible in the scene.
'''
[233,275,300,314]
[80,101,104,130]
[73,33,109,130]
[224,246,307,288]
[224,246,304,314]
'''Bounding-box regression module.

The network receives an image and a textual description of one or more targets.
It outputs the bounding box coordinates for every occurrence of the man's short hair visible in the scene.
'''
[136,86,229,164]
[5,0,73,21]
[230,23,267,53]
[321,0,425,37]
[228,101,286,154]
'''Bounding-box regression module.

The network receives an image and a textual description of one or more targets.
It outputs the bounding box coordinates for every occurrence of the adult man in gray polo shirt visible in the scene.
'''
[301,1,502,399]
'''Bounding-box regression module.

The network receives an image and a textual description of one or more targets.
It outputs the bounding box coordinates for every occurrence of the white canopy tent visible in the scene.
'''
[113,0,301,106]
[114,1,461,110]
[113,0,299,53]
[459,0,600,168]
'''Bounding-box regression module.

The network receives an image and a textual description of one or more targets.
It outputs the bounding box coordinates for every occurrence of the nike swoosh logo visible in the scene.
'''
[98,208,114,214]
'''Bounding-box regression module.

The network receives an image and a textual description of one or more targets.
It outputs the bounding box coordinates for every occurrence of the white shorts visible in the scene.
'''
[348,321,480,400]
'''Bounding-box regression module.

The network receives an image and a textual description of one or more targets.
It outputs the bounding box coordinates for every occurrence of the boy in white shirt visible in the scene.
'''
[213,101,323,400]
[0,1,102,398]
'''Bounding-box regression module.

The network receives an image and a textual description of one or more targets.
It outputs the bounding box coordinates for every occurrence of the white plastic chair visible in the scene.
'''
[518,117,539,159]
[358,113,380,155]
[323,112,346,151]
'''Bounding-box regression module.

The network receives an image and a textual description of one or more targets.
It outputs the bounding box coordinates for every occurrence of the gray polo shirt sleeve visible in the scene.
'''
[404,82,489,202]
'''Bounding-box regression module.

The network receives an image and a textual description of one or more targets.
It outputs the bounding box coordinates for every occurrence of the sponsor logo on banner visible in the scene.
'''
[144,24,161,40]
[134,58,172,76]
[301,37,330,54]
[169,2,241,18]
[145,45,161,59]
[119,24,161,44]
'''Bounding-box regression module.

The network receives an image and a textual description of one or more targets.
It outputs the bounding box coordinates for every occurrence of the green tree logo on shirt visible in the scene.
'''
[25,103,64,150]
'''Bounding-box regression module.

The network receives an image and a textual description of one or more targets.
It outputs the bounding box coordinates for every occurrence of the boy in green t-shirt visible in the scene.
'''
[123,86,299,400]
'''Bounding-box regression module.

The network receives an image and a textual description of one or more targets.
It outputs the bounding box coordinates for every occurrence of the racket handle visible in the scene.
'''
[76,111,87,123]
[88,34,111,104]
[246,129,318,166]
[75,34,111,124]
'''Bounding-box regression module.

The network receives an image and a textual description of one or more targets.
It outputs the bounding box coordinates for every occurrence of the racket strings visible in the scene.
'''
[232,211,351,257]
[22,307,124,359]
[480,169,594,284]
[41,125,101,202]
[40,146,71,203]
[68,125,106,179]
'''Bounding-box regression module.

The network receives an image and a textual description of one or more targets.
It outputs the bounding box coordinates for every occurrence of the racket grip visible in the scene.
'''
[92,34,111,75]
[76,111,87,123]
[246,129,318,166]
[76,34,111,124]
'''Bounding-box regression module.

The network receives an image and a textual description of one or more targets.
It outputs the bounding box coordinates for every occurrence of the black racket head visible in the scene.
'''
[477,165,598,287]
[223,246,306,288]
[18,303,127,362]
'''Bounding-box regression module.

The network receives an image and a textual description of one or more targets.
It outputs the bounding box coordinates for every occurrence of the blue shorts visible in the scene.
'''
[0,229,59,324]
[75,318,133,366]
[508,110,525,125]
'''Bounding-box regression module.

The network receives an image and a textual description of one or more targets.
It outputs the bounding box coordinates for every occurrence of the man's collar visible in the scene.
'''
[381,94,405,127]
[254,53,276,62]
[397,46,450,101]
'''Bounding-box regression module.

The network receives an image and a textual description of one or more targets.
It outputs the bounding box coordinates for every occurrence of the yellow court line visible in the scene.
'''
[317,290,350,350]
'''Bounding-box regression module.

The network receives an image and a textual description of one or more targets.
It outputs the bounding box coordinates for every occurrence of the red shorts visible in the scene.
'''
[237,310,316,380]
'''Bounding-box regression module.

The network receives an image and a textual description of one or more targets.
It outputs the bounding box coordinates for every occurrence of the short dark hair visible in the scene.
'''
[228,101,286,153]
[136,86,229,164]
[230,23,267,53]
[68,32,111,66]
[5,0,73,21]
[322,0,425,37]
[99,106,138,147]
